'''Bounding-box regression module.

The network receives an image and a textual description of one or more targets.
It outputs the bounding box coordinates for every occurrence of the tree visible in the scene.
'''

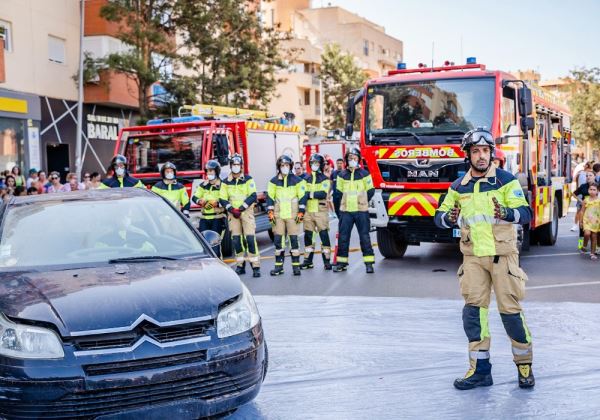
[99,0,179,123]
[173,0,289,109]
[569,67,600,149]
[320,43,367,130]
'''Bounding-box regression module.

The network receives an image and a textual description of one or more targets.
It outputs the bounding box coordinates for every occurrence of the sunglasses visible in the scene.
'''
[50,176,59,180]
[84,175,91,179]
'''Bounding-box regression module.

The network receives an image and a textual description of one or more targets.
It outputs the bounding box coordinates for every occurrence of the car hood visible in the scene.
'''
[0,258,242,337]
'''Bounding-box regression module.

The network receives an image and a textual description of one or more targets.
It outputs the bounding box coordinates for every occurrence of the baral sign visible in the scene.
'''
[86,114,121,141]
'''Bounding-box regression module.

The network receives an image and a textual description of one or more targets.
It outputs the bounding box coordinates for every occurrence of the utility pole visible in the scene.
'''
[75,0,85,181]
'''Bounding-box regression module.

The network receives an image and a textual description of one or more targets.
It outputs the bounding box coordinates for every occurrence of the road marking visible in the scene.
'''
[521,252,580,258]
[528,281,600,290]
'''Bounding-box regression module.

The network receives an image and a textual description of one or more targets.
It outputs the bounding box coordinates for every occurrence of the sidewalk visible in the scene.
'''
[233,295,600,420]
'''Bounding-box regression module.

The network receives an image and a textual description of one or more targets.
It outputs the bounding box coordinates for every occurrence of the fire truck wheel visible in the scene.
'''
[520,224,531,252]
[221,227,233,257]
[377,227,408,258]
[537,200,559,246]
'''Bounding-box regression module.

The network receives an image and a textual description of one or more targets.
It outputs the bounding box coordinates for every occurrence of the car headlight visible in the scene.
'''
[0,314,64,359]
[217,284,260,339]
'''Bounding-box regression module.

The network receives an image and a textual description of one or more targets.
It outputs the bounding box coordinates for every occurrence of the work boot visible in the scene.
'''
[252,267,261,278]
[453,359,493,390]
[300,253,314,270]
[333,263,348,272]
[365,263,374,274]
[235,264,246,275]
[517,364,535,388]
[270,266,284,276]
[292,255,301,276]
[322,254,332,270]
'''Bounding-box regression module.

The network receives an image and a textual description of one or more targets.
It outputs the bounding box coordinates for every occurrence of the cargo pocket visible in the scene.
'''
[493,224,517,254]
[507,260,528,301]
[459,227,474,255]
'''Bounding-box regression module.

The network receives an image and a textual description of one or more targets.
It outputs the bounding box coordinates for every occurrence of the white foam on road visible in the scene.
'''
[232,295,600,420]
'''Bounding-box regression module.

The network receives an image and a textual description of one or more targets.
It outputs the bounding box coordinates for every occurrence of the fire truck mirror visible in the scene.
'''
[495,137,509,145]
[516,153,521,166]
[214,133,230,166]
[518,86,533,116]
[520,116,535,132]
[345,96,355,138]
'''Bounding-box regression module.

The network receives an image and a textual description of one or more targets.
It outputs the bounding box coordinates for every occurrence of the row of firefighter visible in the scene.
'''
[102,148,377,277]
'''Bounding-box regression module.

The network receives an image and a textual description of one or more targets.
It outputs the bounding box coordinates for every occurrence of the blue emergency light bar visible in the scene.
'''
[147,115,204,125]
[397,62,407,70]
[466,57,477,65]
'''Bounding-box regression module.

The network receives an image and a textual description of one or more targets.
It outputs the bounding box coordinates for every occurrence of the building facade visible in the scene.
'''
[0,0,136,179]
[262,1,403,130]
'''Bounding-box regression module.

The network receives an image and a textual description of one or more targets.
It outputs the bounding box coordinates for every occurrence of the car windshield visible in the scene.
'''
[0,196,206,270]
[366,77,495,144]
[125,132,204,173]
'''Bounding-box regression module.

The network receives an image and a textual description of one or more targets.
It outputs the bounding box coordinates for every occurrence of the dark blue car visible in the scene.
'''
[0,189,267,419]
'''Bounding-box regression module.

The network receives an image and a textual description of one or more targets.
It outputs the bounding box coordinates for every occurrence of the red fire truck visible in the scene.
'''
[345,59,572,257]
[112,105,304,255]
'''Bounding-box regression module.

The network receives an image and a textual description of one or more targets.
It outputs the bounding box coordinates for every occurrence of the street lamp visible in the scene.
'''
[75,0,85,182]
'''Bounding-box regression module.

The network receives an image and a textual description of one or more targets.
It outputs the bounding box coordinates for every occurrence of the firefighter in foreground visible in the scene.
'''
[434,128,534,390]
[267,154,307,276]
[99,154,145,189]
[301,153,332,270]
[333,147,375,274]
[192,160,226,255]
[151,162,190,216]
[220,154,261,278]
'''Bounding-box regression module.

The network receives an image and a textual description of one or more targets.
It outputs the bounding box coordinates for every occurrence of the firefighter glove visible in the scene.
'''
[445,202,461,225]
[231,208,242,219]
[268,210,275,224]
[492,197,511,221]
[295,211,305,223]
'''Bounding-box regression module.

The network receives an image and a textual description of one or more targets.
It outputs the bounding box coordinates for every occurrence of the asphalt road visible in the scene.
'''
[236,205,600,304]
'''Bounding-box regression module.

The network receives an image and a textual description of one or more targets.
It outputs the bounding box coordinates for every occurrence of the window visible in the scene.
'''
[501,86,517,132]
[0,20,12,52]
[363,39,369,56]
[304,89,311,106]
[48,35,66,64]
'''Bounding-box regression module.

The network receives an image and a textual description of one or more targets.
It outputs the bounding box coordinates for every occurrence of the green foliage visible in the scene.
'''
[320,43,367,130]
[569,67,600,149]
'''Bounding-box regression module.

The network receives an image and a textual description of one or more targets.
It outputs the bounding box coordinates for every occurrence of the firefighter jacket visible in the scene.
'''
[151,181,190,211]
[303,171,331,213]
[219,174,257,210]
[335,168,374,212]
[99,175,145,189]
[193,180,224,219]
[267,174,307,220]
[434,166,532,257]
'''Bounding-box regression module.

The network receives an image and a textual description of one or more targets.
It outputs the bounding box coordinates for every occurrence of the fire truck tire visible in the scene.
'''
[537,200,559,246]
[521,224,531,252]
[377,228,408,258]
[221,227,233,257]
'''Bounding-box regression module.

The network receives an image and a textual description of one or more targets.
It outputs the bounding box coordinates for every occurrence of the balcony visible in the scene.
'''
[300,104,320,121]
[84,0,122,38]
[84,69,139,109]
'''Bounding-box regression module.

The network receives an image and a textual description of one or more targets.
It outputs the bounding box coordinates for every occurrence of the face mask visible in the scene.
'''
[207,174,216,181]
[165,173,175,180]
[349,160,359,169]
[311,164,320,172]
[280,166,290,176]
[231,165,241,174]
[116,167,125,177]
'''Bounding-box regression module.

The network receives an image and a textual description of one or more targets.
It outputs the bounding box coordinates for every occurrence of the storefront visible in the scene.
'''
[0,89,41,174]
[40,97,135,179]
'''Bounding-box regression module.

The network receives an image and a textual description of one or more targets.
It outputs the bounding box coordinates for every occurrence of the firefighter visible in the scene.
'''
[492,148,506,169]
[151,162,190,216]
[333,147,375,273]
[267,154,307,276]
[219,153,261,278]
[434,128,534,390]
[300,153,332,270]
[99,154,145,189]
[192,160,226,255]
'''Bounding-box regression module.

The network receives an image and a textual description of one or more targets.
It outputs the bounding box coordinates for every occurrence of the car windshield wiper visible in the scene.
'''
[108,255,180,263]
[371,131,424,145]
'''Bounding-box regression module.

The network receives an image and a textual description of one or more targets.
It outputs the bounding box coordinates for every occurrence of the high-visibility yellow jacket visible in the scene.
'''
[303,171,330,213]
[435,166,532,256]
[219,174,257,211]
[151,181,190,211]
[192,180,224,219]
[99,175,145,189]
[267,174,307,220]
[335,168,374,212]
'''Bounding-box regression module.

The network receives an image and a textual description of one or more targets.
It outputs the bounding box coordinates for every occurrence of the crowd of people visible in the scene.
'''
[571,161,600,259]
[0,166,103,200]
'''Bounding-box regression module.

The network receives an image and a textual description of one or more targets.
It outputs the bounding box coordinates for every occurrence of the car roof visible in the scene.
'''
[5,188,154,207]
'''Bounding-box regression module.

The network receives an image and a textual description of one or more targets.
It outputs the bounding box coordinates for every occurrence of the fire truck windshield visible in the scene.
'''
[365,77,495,144]
[125,132,203,173]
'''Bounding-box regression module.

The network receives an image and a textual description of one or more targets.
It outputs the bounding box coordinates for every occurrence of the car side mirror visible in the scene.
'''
[201,230,221,256]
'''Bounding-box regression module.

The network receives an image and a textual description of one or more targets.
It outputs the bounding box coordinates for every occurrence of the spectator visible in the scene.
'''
[82,172,92,189]
[572,171,597,249]
[26,168,39,189]
[89,172,102,189]
[27,186,39,195]
[0,184,8,202]
[60,172,86,192]
[580,182,600,260]
[46,172,63,193]
[593,163,600,184]
[294,161,304,177]
[576,162,592,188]
[37,171,49,193]
[11,166,26,187]
[14,186,27,197]
[5,175,16,195]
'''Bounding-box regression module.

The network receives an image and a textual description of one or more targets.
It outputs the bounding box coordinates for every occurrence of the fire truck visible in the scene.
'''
[345,58,572,258]
[113,104,304,255]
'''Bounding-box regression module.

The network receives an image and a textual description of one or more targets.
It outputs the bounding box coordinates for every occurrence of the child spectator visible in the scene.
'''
[572,171,597,248]
[27,186,39,195]
[26,168,39,189]
[14,186,27,197]
[580,182,600,260]
[5,175,16,195]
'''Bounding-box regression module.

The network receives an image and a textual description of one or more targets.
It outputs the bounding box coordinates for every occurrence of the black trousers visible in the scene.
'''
[337,211,374,264]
